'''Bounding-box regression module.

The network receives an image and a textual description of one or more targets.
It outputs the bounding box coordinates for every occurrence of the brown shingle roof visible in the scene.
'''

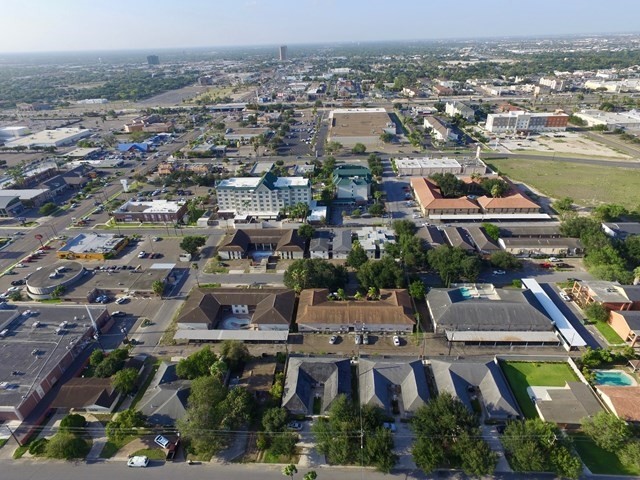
[476,192,539,210]
[52,378,118,410]
[596,386,640,422]
[218,229,305,253]
[297,288,415,326]
[410,177,480,212]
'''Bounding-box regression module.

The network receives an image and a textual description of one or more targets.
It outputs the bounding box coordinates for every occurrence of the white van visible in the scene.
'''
[127,456,149,468]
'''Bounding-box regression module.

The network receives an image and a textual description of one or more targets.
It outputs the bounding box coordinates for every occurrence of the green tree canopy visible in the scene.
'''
[112,367,138,395]
[427,245,481,286]
[180,235,206,255]
[346,242,369,269]
[351,143,367,154]
[582,411,631,452]
[176,345,218,379]
[552,196,574,213]
[490,251,522,270]
[284,258,348,293]
[297,224,315,241]
[481,222,500,241]
[219,340,250,370]
[409,280,426,300]
[356,255,405,290]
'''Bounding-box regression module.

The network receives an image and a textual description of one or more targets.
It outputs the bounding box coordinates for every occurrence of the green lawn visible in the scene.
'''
[593,320,625,345]
[501,361,579,419]
[99,435,137,458]
[572,434,640,476]
[485,158,640,209]
[131,448,166,460]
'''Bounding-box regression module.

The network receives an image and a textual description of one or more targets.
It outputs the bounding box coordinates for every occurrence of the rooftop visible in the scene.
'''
[329,108,393,138]
[58,233,126,255]
[115,199,186,214]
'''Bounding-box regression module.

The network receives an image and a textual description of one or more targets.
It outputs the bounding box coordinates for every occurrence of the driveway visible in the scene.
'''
[393,421,416,470]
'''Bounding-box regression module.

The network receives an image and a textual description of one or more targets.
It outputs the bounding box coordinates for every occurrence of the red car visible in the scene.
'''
[540,262,553,269]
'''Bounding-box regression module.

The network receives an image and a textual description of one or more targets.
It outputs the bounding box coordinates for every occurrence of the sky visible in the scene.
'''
[1,0,639,53]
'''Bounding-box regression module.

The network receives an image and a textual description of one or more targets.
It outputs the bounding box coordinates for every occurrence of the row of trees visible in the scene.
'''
[429,172,509,199]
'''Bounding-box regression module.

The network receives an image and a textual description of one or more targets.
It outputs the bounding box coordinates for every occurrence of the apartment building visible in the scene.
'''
[216,172,311,219]
[486,111,568,133]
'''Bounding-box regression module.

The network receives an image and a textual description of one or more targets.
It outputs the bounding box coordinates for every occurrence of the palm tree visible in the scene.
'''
[367,286,379,301]
[303,471,317,480]
[336,288,346,301]
[354,291,363,300]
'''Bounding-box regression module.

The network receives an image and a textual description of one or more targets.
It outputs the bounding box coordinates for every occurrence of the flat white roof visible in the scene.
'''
[521,278,587,348]
[218,177,261,188]
[330,107,387,116]
[395,157,461,168]
[119,199,185,213]
[5,128,90,147]
[174,329,288,342]
[273,177,308,187]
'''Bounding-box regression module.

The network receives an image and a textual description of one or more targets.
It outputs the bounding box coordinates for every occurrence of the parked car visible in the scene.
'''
[154,435,172,449]
[111,311,126,317]
[127,456,149,468]
[363,333,369,345]
[548,257,560,262]
[138,251,147,258]
[492,270,506,275]
[383,422,397,432]
[393,335,401,347]
[560,292,571,302]
[355,334,362,345]
[329,335,338,345]
[115,297,128,304]
[11,280,25,286]
[287,422,302,431]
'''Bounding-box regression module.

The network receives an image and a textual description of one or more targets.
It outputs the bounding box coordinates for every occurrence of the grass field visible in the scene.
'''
[572,434,640,476]
[485,158,640,209]
[593,320,625,345]
[501,361,579,419]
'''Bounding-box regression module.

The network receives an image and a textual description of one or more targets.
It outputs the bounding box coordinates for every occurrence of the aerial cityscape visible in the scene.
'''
[1,2,640,480]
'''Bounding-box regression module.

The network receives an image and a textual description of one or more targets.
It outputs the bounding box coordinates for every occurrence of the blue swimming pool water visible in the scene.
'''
[460,287,473,299]
[594,370,635,386]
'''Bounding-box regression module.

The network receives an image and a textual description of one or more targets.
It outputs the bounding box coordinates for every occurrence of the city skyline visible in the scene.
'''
[1,0,639,54]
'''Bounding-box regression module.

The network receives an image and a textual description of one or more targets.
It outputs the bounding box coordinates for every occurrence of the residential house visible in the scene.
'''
[217,229,306,260]
[296,288,415,333]
[355,226,395,259]
[282,357,351,415]
[441,226,475,252]
[572,281,640,311]
[418,225,446,249]
[332,230,352,259]
[359,358,430,418]
[430,360,521,421]
[608,311,640,347]
[309,237,330,259]
[602,222,640,240]
[465,226,501,255]
[424,116,459,143]
[532,382,603,428]
[596,386,640,424]
[51,378,119,414]
[445,101,475,122]
[137,362,190,426]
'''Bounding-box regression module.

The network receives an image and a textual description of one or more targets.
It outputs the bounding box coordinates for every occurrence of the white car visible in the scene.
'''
[115,297,128,305]
[127,455,149,468]
[393,335,401,347]
[138,251,147,258]
[329,335,338,345]
[493,270,506,275]
[154,435,172,449]
[560,292,571,301]
[548,257,560,262]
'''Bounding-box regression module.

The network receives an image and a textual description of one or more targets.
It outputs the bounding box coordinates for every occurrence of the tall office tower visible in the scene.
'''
[147,55,160,65]
[279,45,287,61]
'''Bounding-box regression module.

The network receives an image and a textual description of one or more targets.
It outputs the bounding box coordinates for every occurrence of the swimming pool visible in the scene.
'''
[594,370,636,387]
[460,287,473,299]
[220,316,251,330]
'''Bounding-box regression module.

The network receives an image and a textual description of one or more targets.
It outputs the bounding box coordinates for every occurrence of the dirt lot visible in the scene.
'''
[501,131,632,159]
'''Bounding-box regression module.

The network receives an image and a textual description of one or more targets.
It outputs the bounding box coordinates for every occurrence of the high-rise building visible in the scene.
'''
[147,55,159,65]
[279,45,287,61]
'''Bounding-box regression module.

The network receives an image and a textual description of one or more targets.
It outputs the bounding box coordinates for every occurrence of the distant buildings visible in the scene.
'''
[147,55,159,65]
[445,101,475,122]
[485,111,568,133]
[279,45,288,61]
[216,172,311,219]
[573,109,640,130]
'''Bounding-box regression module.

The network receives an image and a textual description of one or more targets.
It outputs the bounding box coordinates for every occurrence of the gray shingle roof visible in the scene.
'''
[332,230,352,253]
[282,357,351,415]
[359,358,429,415]
[430,360,521,421]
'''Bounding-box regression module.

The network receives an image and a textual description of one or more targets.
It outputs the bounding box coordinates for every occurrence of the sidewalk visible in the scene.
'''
[84,414,107,461]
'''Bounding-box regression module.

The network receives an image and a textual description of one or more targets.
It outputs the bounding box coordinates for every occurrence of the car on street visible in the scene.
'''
[152,236,162,241]
[393,335,401,347]
[11,280,25,286]
[287,422,302,431]
[363,333,369,345]
[127,455,149,468]
[111,311,126,317]
[492,270,506,275]
[329,335,338,345]
[154,435,172,449]
[115,297,128,304]
[548,257,560,262]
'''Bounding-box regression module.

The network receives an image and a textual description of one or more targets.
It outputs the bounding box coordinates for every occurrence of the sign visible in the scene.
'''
[34,234,43,240]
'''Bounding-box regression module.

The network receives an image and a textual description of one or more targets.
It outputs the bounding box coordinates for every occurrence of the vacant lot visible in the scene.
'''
[486,158,640,209]
[501,132,632,159]
[572,433,640,476]
[501,361,579,419]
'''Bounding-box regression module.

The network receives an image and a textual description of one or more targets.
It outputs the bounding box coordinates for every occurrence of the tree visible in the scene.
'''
[94,348,128,378]
[413,437,444,473]
[39,202,58,216]
[50,285,65,299]
[59,414,86,433]
[380,132,394,143]
[151,280,165,298]
[176,345,218,379]
[356,255,405,290]
[429,173,465,198]
[271,432,298,456]
[346,242,369,268]
[180,235,206,255]
[282,464,298,480]
[583,302,609,324]
[582,411,631,452]
[336,288,347,301]
[409,280,426,300]
[284,258,347,293]
[303,471,318,480]
[351,143,367,154]
[219,340,249,370]
[455,432,498,476]
[481,222,500,241]
[89,349,105,367]
[594,203,628,222]
[363,428,397,473]
[351,208,361,218]
[262,407,288,434]
[219,386,254,430]
[553,196,574,213]
[428,245,481,286]
[44,431,89,459]
[620,441,640,470]
[112,368,138,395]
[368,203,385,216]
[297,224,315,241]
[490,251,522,270]
[106,409,146,441]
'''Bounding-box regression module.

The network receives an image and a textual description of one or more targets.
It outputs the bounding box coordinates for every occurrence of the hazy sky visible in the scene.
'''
[1,0,639,53]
